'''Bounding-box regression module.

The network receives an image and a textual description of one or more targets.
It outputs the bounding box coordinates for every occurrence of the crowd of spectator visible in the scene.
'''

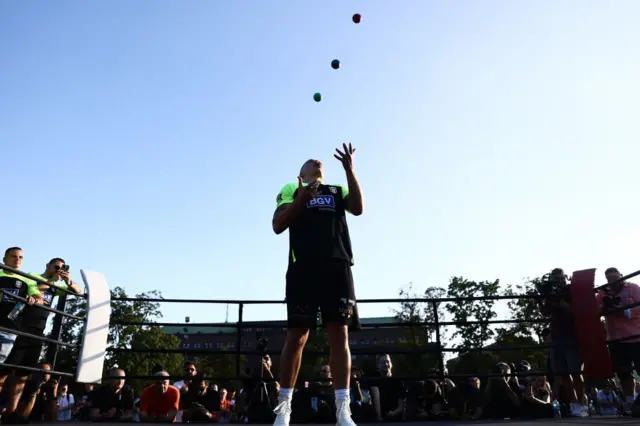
[3,248,640,423]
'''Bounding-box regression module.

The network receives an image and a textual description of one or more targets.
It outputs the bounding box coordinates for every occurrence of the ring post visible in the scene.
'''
[76,270,111,383]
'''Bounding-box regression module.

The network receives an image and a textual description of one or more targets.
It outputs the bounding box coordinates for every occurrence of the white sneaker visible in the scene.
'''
[335,398,357,426]
[273,399,292,426]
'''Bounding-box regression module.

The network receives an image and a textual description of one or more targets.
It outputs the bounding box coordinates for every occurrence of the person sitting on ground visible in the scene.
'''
[140,370,180,423]
[181,373,220,423]
[89,367,135,422]
[405,379,447,420]
[367,354,405,422]
[13,361,58,423]
[597,384,620,416]
[482,362,522,419]
[56,381,76,421]
[448,377,484,420]
[522,374,553,418]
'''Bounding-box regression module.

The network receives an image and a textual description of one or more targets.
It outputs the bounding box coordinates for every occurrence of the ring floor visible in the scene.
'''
[41,420,630,426]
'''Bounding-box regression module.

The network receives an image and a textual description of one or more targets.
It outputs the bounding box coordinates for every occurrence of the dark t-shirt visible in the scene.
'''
[548,300,577,340]
[276,183,354,265]
[406,381,446,412]
[0,275,37,328]
[366,375,406,415]
[181,388,220,413]
[89,384,135,414]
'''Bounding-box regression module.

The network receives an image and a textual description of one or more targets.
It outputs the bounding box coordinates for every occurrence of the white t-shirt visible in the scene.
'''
[597,390,618,415]
[57,394,75,421]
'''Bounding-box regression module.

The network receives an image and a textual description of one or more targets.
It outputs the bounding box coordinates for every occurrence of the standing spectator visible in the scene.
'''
[0,247,40,419]
[57,381,76,421]
[367,354,405,421]
[597,267,640,415]
[89,367,135,422]
[540,268,588,417]
[139,371,180,422]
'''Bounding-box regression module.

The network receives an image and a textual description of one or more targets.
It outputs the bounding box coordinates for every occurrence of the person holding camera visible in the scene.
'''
[181,372,220,423]
[1,257,83,417]
[539,268,587,417]
[597,267,640,414]
[11,360,59,422]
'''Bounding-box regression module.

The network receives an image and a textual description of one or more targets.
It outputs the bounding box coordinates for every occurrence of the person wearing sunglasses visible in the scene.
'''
[1,258,82,422]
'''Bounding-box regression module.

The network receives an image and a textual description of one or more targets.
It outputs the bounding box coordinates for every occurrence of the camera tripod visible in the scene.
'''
[246,354,275,423]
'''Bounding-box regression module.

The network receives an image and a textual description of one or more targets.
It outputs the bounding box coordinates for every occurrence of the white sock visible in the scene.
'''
[335,389,350,402]
[278,388,294,402]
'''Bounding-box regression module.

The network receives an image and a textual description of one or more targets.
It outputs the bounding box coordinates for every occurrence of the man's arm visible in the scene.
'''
[344,168,363,216]
[272,183,305,235]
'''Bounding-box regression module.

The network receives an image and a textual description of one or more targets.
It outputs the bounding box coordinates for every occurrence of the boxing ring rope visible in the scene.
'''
[0,264,111,384]
[104,268,640,386]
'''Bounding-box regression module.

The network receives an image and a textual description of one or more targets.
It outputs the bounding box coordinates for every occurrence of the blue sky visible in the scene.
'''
[2,0,640,332]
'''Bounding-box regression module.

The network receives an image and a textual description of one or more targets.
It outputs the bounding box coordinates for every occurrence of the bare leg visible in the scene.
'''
[326,323,351,390]
[278,328,310,388]
[6,375,28,414]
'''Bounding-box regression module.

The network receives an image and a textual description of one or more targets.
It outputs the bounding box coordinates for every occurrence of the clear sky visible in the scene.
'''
[2,0,640,330]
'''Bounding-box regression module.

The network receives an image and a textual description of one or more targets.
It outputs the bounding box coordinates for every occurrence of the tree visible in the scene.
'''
[52,286,184,392]
[392,284,445,376]
[445,277,501,351]
[423,287,447,344]
[501,276,548,342]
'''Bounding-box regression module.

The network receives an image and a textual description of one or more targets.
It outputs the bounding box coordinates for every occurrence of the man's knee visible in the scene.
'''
[285,329,310,350]
[325,323,348,347]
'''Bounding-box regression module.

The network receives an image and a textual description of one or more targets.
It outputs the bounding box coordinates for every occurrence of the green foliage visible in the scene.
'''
[502,276,547,342]
[392,283,446,375]
[445,277,501,351]
[54,286,184,392]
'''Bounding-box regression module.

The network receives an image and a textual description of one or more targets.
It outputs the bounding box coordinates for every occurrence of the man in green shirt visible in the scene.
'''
[2,257,83,421]
[0,247,41,418]
[271,144,364,426]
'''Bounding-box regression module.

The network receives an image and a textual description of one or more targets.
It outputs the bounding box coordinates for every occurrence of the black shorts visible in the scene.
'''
[609,342,640,377]
[3,327,45,377]
[285,259,360,330]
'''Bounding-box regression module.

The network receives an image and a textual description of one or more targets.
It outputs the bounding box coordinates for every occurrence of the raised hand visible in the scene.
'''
[334,143,356,171]
[295,176,319,203]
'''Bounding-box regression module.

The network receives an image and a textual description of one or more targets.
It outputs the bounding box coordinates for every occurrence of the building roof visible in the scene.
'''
[163,316,399,335]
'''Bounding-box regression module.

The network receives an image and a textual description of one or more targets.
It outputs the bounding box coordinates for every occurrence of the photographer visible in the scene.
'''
[538,268,587,417]
[244,349,279,423]
[181,372,220,422]
[13,361,59,422]
[596,267,640,414]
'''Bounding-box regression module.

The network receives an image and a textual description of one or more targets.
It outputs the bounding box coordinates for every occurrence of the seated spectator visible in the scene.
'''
[56,381,76,421]
[448,377,484,420]
[174,361,198,423]
[90,367,135,422]
[522,374,553,418]
[77,384,95,421]
[482,363,522,419]
[349,368,371,423]
[367,354,405,421]
[597,384,619,415]
[181,373,220,423]
[405,379,447,420]
[14,361,59,423]
[140,370,180,422]
[290,365,335,423]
